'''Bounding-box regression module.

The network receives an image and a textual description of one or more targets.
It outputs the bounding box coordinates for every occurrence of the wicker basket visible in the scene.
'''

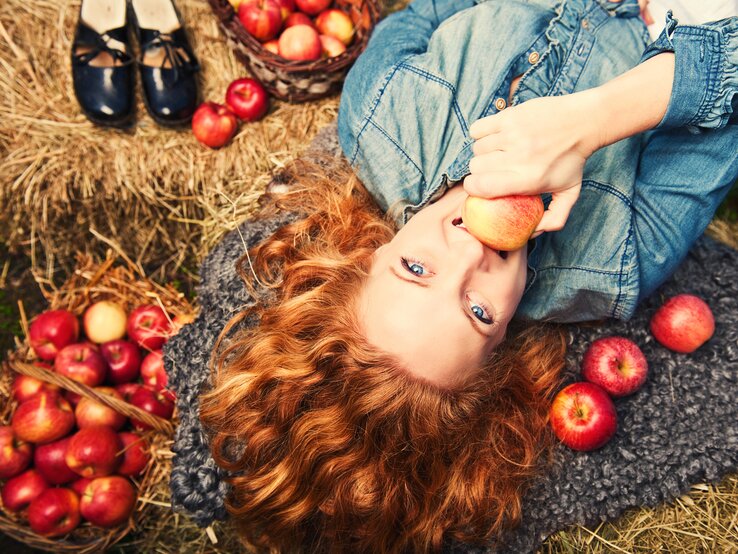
[208,0,381,102]
[0,254,195,552]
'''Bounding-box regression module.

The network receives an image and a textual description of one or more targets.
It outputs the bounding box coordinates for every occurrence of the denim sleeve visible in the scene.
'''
[640,12,738,130]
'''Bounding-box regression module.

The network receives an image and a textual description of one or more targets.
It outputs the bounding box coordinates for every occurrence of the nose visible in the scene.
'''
[447,232,490,279]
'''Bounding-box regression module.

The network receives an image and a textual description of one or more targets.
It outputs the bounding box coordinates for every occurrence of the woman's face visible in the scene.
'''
[358,184,529,387]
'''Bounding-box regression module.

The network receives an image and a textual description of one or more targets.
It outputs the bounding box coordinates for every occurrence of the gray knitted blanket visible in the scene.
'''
[163,124,738,553]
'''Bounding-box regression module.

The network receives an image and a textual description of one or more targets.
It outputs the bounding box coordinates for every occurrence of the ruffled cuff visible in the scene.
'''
[641,11,738,130]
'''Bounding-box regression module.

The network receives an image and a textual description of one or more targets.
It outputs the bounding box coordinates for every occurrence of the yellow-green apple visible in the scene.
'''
[1,469,49,511]
[75,387,127,430]
[115,382,142,403]
[315,9,354,45]
[65,426,122,478]
[33,437,78,485]
[581,336,648,397]
[140,350,167,391]
[27,488,80,537]
[79,476,136,528]
[274,0,295,20]
[319,34,346,57]
[278,24,322,61]
[55,343,108,387]
[650,294,715,353]
[83,301,127,344]
[462,194,544,251]
[295,0,330,15]
[126,305,172,351]
[11,391,75,444]
[284,11,314,29]
[0,426,32,479]
[11,370,61,403]
[117,432,151,477]
[549,382,617,451]
[192,102,239,149]
[239,0,283,42]
[100,340,142,384]
[130,386,174,431]
[263,39,280,54]
[29,310,79,361]
[225,78,269,122]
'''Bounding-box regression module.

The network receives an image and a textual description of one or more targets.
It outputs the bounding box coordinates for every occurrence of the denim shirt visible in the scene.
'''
[337,0,738,323]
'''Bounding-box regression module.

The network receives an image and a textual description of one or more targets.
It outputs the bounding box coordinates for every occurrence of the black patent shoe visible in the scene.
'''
[129,0,200,127]
[72,0,135,128]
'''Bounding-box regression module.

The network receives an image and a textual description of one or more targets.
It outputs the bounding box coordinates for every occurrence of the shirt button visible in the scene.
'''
[528,51,540,64]
[495,98,506,111]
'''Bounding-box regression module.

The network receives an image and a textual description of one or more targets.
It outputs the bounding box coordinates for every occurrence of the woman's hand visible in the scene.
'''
[465,91,603,237]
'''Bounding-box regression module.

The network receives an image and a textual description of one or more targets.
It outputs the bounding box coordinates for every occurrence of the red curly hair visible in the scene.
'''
[199,156,567,553]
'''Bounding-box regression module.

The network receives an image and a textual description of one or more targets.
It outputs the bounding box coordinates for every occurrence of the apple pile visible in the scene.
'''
[233,0,355,61]
[550,294,716,452]
[0,302,186,537]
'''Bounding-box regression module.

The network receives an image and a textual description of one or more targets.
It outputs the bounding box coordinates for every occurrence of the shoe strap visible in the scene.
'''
[73,24,133,67]
[138,28,200,81]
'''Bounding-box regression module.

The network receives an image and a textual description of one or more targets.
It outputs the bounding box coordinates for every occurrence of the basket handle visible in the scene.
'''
[8,360,174,435]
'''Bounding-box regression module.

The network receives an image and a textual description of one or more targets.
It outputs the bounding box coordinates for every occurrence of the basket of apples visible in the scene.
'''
[209,0,380,102]
[0,254,195,552]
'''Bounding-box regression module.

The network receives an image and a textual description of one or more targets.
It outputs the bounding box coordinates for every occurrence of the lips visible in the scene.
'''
[452,217,508,259]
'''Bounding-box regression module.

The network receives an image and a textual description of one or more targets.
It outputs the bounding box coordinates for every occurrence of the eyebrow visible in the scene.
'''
[389,266,491,338]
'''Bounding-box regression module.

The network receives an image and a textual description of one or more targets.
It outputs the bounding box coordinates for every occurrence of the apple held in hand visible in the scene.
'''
[65,426,122,478]
[75,387,127,430]
[226,78,269,122]
[130,386,175,431]
[12,391,75,444]
[284,11,314,29]
[0,426,33,479]
[28,488,80,537]
[238,0,282,41]
[462,194,544,251]
[1,469,49,512]
[55,342,108,387]
[29,309,79,361]
[650,294,715,353]
[278,24,322,61]
[80,476,136,528]
[126,305,172,351]
[315,9,355,46]
[192,102,239,149]
[83,301,127,344]
[12,371,61,403]
[34,437,78,485]
[117,432,151,477]
[549,382,617,451]
[100,340,142,384]
[295,0,331,16]
[581,336,648,397]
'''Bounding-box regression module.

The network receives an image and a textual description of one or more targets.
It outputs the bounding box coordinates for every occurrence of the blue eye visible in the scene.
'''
[470,302,493,325]
[401,257,427,276]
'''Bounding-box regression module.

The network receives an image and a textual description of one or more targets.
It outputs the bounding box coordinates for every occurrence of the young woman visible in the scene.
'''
[197,0,738,552]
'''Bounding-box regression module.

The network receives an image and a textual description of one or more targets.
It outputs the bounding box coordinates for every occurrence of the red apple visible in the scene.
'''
[29,309,79,361]
[11,371,61,403]
[315,8,355,45]
[71,477,92,497]
[0,426,33,479]
[126,305,172,351]
[650,294,715,353]
[238,0,283,42]
[75,387,127,430]
[66,390,82,407]
[83,301,128,344]
[65,426,122,478]
[34,437,78,485]
[54,342,108,387]
[284,11,314,29]
[115,382,142,403]
[225,78,269,122]
[274,0,295,20]
[319,34,346,57]
[1,469,49,512]
[295,0,331,16]
[263,39,280,54]
[462,194,544,251]
[11,391,75,444]
[191,102,239,149]
[117,432,151,477]
[100,340,142,384]
[581,336,649,397]
[140,350,168,390]
[28,488,80,537]
[278,24,322,61]
[79,476,136,528]
[550,382,617,451]
[129,386,175,431]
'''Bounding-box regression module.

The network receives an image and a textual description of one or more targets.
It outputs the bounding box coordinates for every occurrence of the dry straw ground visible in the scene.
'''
[1,0,737,552]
